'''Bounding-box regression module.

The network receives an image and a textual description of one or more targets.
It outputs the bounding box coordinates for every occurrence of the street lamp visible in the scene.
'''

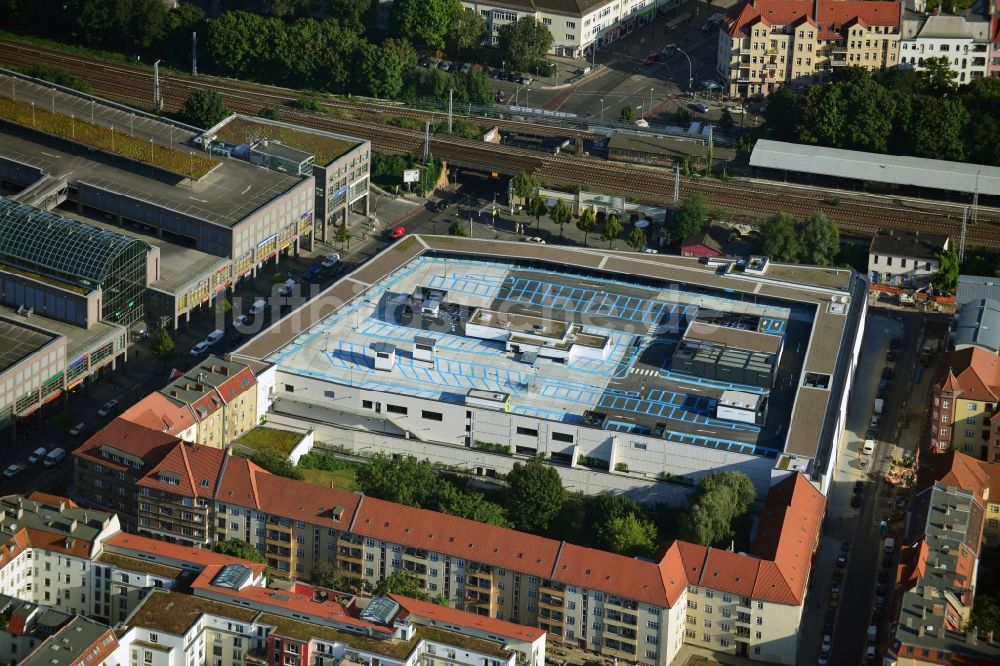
[666,43,693,92]
[600,98,605,121]
[650,87,654,115]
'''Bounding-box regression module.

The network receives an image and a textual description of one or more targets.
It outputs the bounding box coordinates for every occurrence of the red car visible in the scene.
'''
[388,225,406,239]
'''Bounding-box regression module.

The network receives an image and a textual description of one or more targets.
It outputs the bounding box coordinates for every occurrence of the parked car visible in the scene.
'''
[278,279,297,297]
[525,236,546,244]
[836,554,847,568]
[98,399,119,417]
[882,366,893,380]
[438,60,453,72]
[886,349,898,362]
[854,481,865,494]
[495,90,506,103]
[878,570,889,583]
[690,102,710,113]
[191,341,210,357]
[490,68,502,79]
[388,225,407,240]
[841,540,851,553]
[642,248,658,254]
[459,62,473,74]
[69,422,86,436]
[870,414,882,428]
[890,337,901,350]
[3,463,25,478]
[28,447,48,464]
[851,494,862,507]
[233,314,250,329]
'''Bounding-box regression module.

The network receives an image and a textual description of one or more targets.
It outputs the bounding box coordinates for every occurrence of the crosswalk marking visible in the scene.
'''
[631,367,659,376]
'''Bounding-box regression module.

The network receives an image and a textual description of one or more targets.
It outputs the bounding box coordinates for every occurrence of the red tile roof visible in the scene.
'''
[725,0,900,39]
[24,527,95,559]
[104,532,266,576]
[353,496,561,581]
[919,449,991,498]
[243,471,360,529]
[27,492,78,508]
[552,542,668,607]
[137,443,228,498]
[934,347,1000,402]
[119,392,197,437]
[980,461,1000,506]
[390,593,545,642]
[213,367,257,403]
[71,418,182,473]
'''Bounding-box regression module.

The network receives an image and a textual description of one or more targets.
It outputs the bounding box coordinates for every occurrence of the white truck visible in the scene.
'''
[874,398,885,415]
[884,537,896,553]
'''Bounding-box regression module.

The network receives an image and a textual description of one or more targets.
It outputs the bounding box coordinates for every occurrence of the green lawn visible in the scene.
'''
[233,427,303,459]
[301,466,359,492]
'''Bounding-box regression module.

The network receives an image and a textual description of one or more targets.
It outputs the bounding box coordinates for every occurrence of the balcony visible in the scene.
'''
[736,626,752,639]
[541,580,566,592]
[540,594,564,609]
[764,63,777,70]
[466,576,491,590]
[606,610,638,626]
[538,609,564,623]
[605,626,637,641]
[403,561,427,576]
[738,597,752,608]
[468,563,492,575]
[464,591,491,605]
[736,612,752,624]
[403,547,428,560]
[266,532,292,544]
[607,597,638,611]
[337,547,362,560]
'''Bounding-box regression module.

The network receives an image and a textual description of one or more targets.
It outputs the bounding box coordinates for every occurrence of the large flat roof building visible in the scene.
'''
[233,236,866,498]
[0,70,326,329]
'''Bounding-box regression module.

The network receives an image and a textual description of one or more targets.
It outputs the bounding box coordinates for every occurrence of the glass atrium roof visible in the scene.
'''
[0,198,148,286]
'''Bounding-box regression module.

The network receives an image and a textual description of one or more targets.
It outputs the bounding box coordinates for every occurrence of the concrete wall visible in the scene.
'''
[270,397,693,506]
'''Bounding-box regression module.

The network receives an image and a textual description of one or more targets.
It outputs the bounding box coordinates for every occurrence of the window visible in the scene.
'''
[543,17,551,24]
[756,631,762,639]
[720,638,730,647]
[705,605,713,614]
[149,634,158,644]
[517,426,538,437]
[421,410,443,421]
[362,400,373,409]
[687,601,698,609]
[704,619,712,627]
[552,432,574,443]
[722,593,732,603]
[566,20,576,27]
[969,402,979,411]
[647,621,659,629]
[386,404,407,415]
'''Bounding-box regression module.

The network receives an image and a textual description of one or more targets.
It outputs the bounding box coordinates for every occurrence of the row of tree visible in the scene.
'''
[754,211,841,266]
[0,0,554,103]
[765,64,1000,166]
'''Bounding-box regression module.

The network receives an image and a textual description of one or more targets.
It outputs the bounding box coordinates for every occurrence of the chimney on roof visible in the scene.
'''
[58,501,66,513]
[69,519,78,533]
[15,508,23,519]
[918,625,925,637]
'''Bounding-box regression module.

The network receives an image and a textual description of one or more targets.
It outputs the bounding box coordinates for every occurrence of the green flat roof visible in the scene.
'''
[214,117,360,167]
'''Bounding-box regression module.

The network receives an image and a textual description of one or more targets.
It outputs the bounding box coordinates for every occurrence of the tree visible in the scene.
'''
[448,219,467,236]
[459,68,492,106]
[511,172,537,203]
[840,75,896,153]
[356,454,443,509]
[672,193,708,242]
[505,458,565,532]
[373,569,428,600]
[799,211,840,266]
[970,596,1000,636]
[718,108,734,131]
[392,0,461,50]
[215,539,265,563]
[598,513,658,557]
[620,105,636,122]
[763,87,801,142]
[55,410,75,433]
[149,328,176,366]
[334,224,352,252]
[268,0,316,17]
[528,195,548,232]
[180,89,229,129]
[250,452,304,480]
[797,84,848,148]
[257,107,279,120]
[312,561,364,593]
[919,56,958,97]
[576,209,596,246]
[627,227,647,252]
[328,0,372,33]
[674,106,691,126]
[933,247,960,292]
[497,17,553,70]
[602,214,623,249]
[756,212,801,262]
[549,199,572,237]
[436,484,512,527]
[678,472,756,547]
[448,8,486,53]
[359,38,416,98]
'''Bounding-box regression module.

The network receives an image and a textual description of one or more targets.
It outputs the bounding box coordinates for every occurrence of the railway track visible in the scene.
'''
[3,39,1000,247]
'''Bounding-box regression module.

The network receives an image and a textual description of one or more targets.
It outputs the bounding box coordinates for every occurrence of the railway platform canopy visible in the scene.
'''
[749,139,1000,201]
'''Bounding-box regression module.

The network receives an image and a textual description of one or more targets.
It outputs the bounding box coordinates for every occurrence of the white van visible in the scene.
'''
[249,299,267,316]
[43,448,66,467]
[205,329,224,346]
[862,439,876,455]
[28,447,48,464]
[278,279,296,297]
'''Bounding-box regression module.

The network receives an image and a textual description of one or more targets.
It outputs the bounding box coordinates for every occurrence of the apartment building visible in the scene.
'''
[900,12,992,83]
[160,356,258,449]
[717,0,902,97]
[981,461,1000,547]
[72,418,185,529]
[76,427,824,666]
[929,346,1000,457]
[886,450,1000,665]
